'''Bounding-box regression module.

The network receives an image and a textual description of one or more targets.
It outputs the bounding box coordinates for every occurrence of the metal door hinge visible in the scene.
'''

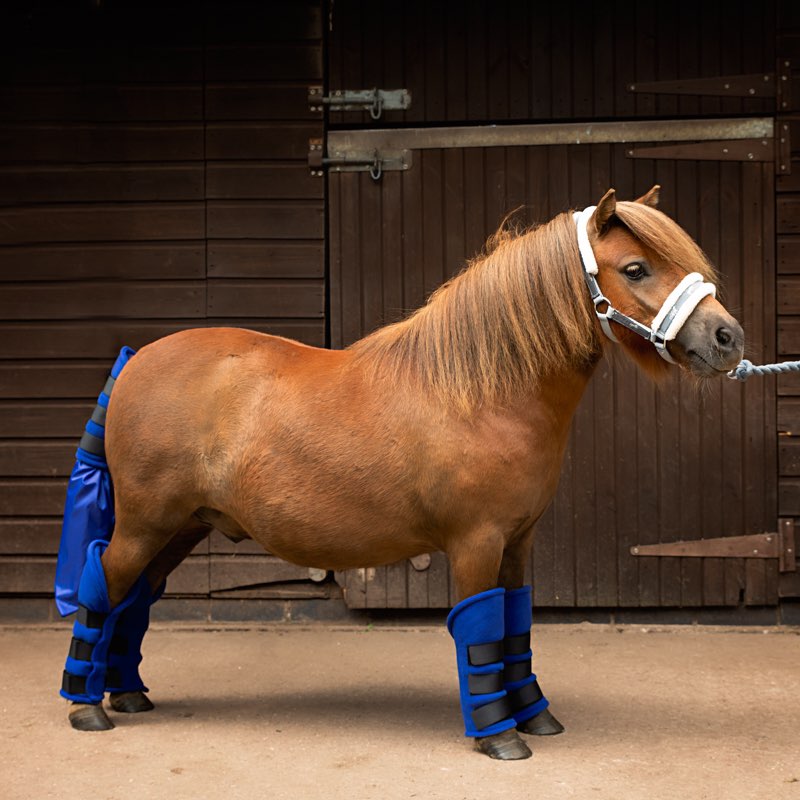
[627,60,791,109]
[308,86,412,119]
[308,137,412,180]
[626,122,790,175]
[631,519,796,573]
[627,138,774,162]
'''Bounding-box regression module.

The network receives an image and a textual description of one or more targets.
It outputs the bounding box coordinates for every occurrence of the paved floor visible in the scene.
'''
[2,622,799,800]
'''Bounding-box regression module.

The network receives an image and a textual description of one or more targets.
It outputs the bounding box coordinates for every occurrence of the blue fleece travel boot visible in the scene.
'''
[105,580,165,711]
[54,346,135,617]
[447,588,517,740]
[504,586,563,735]
[61,539,149,708]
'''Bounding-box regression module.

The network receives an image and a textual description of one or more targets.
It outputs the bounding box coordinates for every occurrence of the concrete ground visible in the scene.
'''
[2,623,799,800]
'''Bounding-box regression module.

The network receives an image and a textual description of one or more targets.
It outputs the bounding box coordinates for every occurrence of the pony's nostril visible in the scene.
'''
[715,326,733,349]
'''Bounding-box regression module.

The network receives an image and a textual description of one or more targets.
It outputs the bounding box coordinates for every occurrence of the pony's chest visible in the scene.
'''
[418,420,569,524]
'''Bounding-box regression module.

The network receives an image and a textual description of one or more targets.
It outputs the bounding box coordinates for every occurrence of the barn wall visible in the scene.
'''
[328,0,795,611]
[0,1,329,619]
[2,0,798,622]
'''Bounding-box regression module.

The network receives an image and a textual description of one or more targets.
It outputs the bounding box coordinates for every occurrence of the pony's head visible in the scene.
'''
[583,186,744,379]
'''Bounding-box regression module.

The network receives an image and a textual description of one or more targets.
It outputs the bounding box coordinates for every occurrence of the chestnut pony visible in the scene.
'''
[66,187,744,758]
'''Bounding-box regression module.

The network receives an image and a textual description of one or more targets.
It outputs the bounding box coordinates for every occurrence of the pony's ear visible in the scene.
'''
[635,185,661,208]
[592,188,616,235]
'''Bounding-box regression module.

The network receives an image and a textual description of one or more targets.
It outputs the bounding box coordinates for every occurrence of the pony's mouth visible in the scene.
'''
[685,349,733,376]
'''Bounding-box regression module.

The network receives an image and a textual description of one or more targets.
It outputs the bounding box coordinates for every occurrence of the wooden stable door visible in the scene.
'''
[328,139,778,609]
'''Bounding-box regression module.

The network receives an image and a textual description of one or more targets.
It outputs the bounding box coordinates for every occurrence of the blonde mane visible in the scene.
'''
[348,202,717,412]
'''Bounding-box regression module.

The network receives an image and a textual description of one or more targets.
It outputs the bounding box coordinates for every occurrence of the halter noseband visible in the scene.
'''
[573,206,717,364]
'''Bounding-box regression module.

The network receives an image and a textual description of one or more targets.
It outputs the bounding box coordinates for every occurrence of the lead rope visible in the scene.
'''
[728,358,800,381]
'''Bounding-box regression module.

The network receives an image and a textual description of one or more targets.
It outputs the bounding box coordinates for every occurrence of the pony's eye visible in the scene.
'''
[624,263,646,281]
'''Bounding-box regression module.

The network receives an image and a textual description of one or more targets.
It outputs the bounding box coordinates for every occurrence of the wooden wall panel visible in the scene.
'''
[329,0,775,126]
[0,282,205,320]
[0,164,205,204]
[0,124,204,163]
[0,85,203,123]
[0,1,325,607]
[0,244,205,282]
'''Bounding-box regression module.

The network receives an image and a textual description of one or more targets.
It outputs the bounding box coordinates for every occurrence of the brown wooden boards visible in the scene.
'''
[0,1,325,605]
[329,145,777,609]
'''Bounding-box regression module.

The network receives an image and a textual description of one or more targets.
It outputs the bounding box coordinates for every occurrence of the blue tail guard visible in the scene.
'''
[54,346,136,617]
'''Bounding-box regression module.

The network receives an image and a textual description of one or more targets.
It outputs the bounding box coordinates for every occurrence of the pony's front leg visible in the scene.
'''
[498,535,565,737]
[446,533,532,760]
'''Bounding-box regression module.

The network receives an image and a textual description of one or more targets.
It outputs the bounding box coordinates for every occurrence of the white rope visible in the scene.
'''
[728,358,800,381]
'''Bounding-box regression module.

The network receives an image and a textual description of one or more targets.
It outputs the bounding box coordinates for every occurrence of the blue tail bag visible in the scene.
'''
[54,346,136,617]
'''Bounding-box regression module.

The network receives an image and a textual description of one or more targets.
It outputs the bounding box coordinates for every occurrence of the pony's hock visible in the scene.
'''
[56,187,745,759]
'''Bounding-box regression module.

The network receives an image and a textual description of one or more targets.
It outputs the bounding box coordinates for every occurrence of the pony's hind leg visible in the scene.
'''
[64,505,200,732]
[108,520,212,715]
[446,530,532,761]
[498,533,564,738]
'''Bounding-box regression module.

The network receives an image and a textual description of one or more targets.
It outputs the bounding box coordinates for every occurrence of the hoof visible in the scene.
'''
[475,729,532,760]
[109,691,154,714]
[68,703,114,731]
[517,708,565,736]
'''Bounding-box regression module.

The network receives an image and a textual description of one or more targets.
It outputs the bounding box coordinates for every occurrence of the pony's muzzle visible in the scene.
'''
[675,302,744,375]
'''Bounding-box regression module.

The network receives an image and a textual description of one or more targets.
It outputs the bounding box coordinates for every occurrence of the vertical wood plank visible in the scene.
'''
[720,162,747,604]
[381,171,405,326]
[676,162,704,608]
[386,562,408,608]
[761,163,780,604]
[698,160,726,605]
[421,151,445,297]
[591,145,618,607]
[570,145,597,607]
[360,176,384,335]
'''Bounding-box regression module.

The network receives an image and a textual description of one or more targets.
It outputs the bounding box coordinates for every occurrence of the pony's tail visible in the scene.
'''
[53,346,136,616]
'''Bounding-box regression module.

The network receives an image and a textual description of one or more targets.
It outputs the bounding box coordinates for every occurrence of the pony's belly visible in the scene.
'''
[245,518,432,571]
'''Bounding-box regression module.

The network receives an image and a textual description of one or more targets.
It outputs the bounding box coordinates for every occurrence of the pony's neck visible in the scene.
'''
[349,214,602,414]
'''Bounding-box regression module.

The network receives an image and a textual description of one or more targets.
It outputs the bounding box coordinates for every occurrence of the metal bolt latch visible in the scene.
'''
[307,86,411,120]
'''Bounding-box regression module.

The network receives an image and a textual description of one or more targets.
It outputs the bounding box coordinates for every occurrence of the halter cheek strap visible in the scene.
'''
[573,206,717,364]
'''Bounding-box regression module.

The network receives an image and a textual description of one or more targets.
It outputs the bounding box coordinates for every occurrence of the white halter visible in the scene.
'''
[573,206,717,364]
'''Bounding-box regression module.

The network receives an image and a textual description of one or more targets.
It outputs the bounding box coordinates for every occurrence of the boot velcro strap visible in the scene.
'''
[90,404,107,425]
[508,679,543,711]
[504,661,532,683]
[77,605,106,629]
[78,430,105,457]
[68,638,94,662]
[468,672,504,695]
[471,695,514,731]
[468,641,503,666]
[62,671,87,696]
[504,632,530,655]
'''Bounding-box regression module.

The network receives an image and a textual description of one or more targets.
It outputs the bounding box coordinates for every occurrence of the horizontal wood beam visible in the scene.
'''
[328,117,775,157]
